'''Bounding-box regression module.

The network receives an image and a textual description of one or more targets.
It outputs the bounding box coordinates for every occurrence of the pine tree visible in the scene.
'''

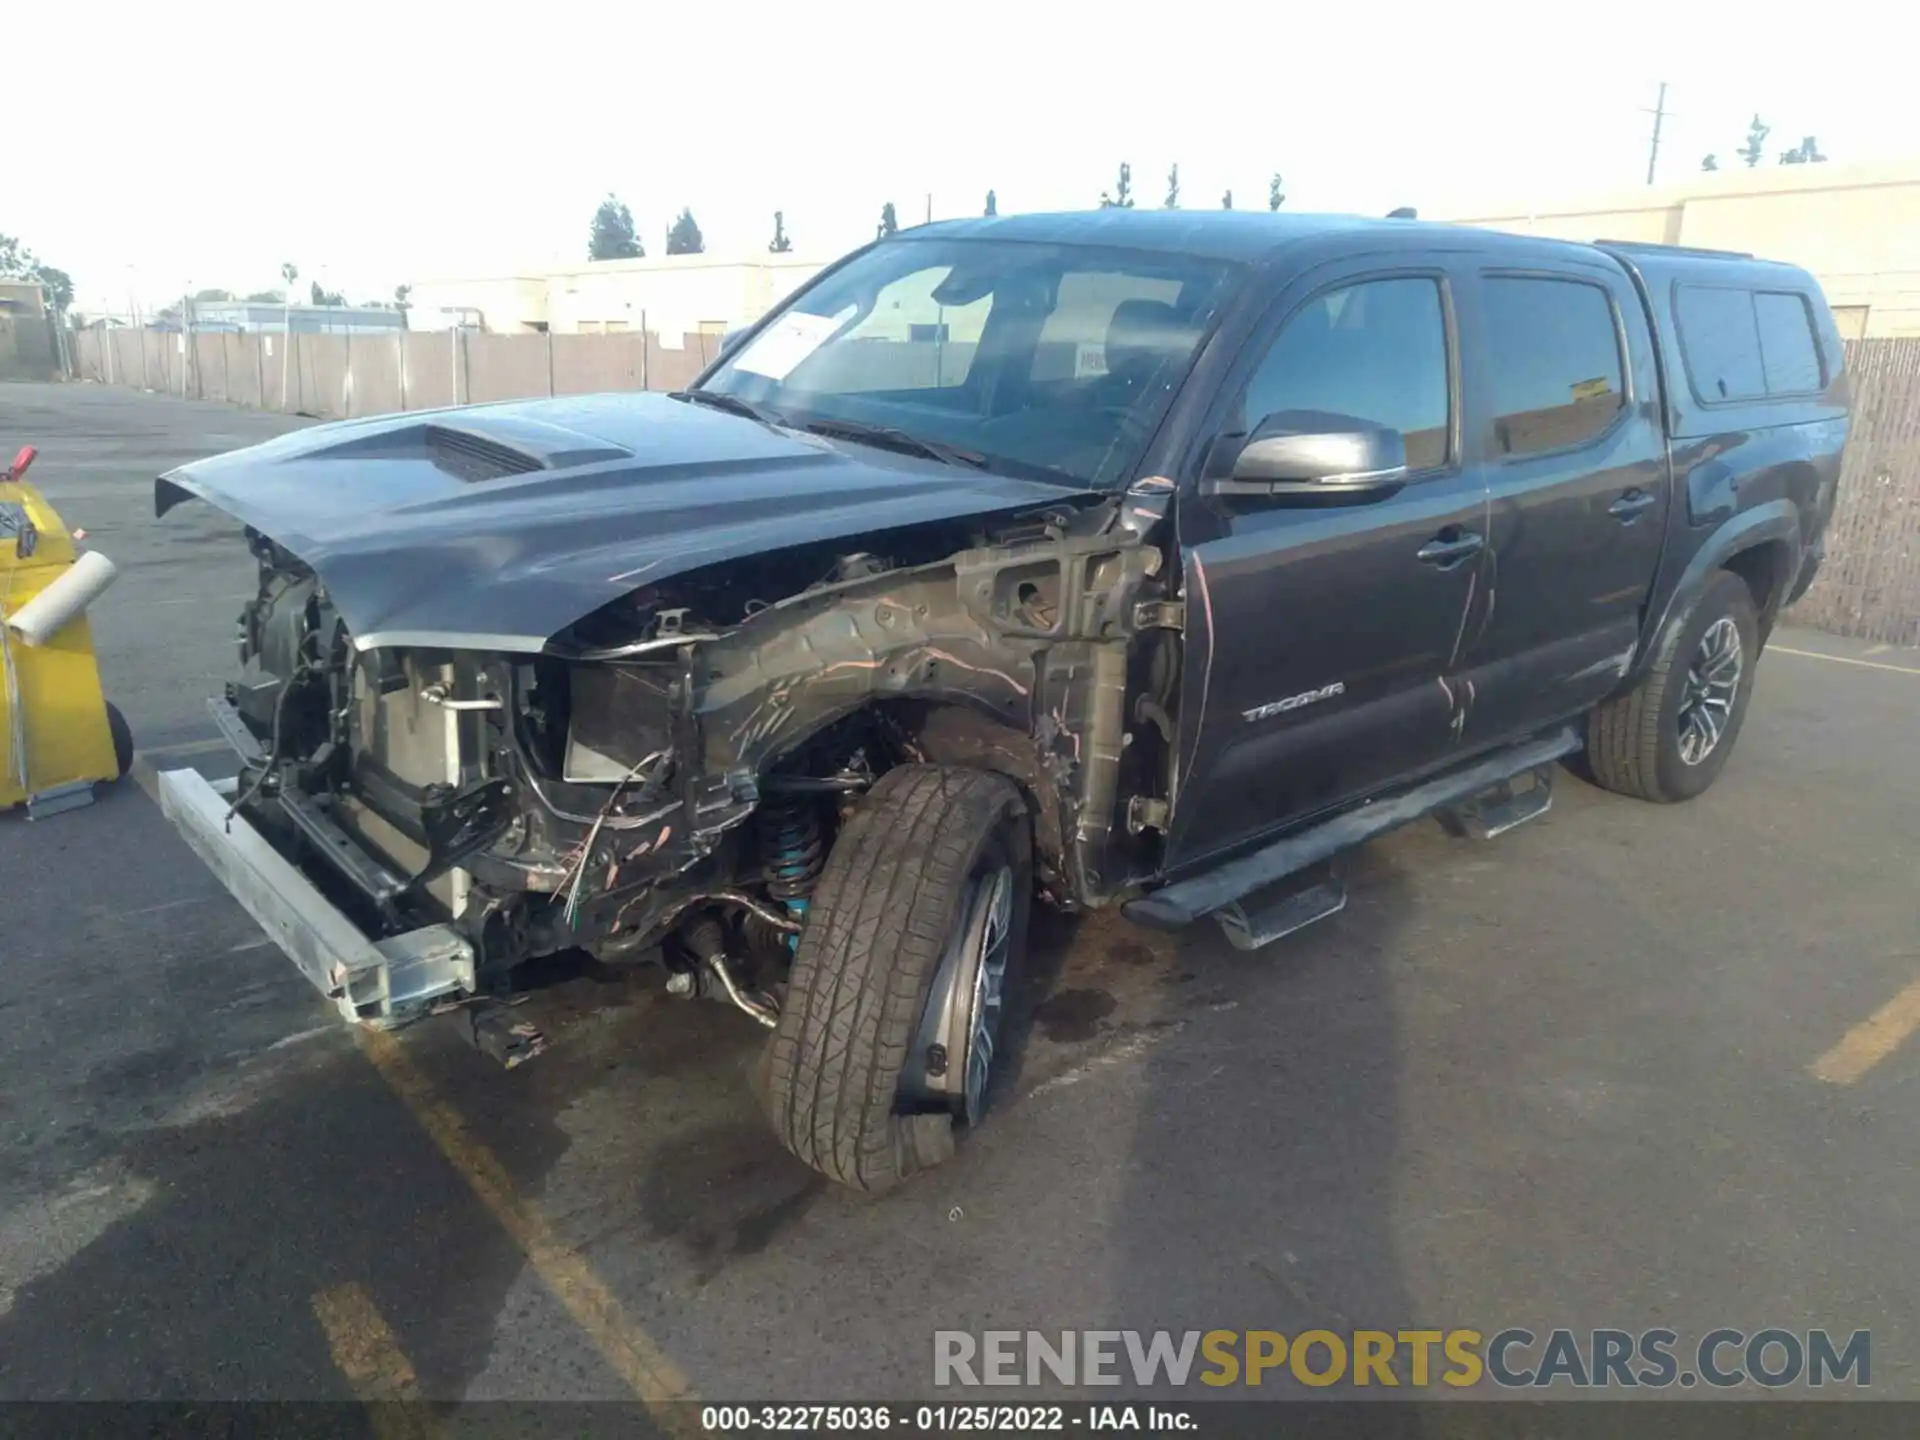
[666,208,705,255]
[589,194,643,259]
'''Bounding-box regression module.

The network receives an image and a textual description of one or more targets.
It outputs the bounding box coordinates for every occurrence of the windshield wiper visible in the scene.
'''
[668,388,785,427]
[801,417,989,470]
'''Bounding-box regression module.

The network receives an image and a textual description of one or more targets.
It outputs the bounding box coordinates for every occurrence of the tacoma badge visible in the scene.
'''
[1243,681,1346,723]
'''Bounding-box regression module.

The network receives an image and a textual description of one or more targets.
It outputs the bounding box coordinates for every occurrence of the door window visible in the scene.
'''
[1482,277,1626,457]
[1239,277,1451,471]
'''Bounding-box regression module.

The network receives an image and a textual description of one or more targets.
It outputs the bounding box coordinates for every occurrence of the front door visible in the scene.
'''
[1164,264,1490,872]
[1449,264,1672,747]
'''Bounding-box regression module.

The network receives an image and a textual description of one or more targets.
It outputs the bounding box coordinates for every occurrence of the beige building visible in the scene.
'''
[406,253,830,339]
[1436,160,1920,338]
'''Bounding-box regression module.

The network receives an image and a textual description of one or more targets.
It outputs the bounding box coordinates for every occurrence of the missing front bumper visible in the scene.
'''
[156,767,475,1026]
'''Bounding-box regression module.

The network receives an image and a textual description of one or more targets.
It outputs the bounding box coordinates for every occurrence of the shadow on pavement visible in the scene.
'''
[1104,844,1433,1427]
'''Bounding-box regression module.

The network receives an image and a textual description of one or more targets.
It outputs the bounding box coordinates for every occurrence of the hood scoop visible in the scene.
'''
[301,414,636,484]
[426,425,542,483]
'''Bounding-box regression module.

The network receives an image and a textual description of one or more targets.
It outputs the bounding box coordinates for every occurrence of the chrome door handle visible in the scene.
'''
[1608,488,1658,521]
[1416,530,1484,568]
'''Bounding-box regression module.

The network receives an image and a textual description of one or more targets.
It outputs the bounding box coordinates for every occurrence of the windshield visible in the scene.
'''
[700,238,1245,488]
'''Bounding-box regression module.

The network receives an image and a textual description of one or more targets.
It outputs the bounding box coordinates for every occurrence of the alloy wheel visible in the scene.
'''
[1676,616,1743,766]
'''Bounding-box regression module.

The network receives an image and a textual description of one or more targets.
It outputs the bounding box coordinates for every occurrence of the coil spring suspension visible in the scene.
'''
[757,798,826,944]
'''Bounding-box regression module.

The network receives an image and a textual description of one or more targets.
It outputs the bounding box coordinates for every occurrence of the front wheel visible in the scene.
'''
[762,765,1031,1192]
[1585,570,1760,803]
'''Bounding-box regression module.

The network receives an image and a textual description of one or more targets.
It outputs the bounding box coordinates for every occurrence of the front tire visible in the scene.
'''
[1585,570,1760,803]
[763,765,1031,1192]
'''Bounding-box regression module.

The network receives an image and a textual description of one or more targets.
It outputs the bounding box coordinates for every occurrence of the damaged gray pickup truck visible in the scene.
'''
[155,210,1849,1190]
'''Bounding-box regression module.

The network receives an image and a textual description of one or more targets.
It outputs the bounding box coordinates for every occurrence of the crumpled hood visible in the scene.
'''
[157,392,1088,651]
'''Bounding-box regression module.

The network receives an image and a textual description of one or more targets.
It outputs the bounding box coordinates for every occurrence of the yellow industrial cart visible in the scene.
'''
[0,445,132,817]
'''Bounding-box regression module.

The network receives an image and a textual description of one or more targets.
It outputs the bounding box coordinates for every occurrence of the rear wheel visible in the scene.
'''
[105,701,134,782]
[1585,570,1759,803]
[762,765,1031,1192]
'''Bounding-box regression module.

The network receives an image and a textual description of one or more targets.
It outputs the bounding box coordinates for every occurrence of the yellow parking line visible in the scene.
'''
[312,1282,436,1440]
[1771,645,1920,676]
[355,1027,699,1423]
[1809,976,1920,1085]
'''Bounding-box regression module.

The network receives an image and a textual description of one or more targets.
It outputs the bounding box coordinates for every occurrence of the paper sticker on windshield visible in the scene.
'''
[734,310,843,380]
[1571,376,1613,401]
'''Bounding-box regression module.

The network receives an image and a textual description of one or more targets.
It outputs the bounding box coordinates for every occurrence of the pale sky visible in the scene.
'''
[12,0,1918,314]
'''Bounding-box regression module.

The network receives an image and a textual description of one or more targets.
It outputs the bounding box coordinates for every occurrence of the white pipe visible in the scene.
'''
[6,551,118,646]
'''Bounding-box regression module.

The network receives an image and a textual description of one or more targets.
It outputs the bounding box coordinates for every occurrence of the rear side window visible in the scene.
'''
[1753,291,1824,394]
[1675,284,1824,401]
[1481,276,1626,457]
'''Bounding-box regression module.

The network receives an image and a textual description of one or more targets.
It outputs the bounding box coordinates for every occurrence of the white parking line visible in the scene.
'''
[1771,645,1920,676]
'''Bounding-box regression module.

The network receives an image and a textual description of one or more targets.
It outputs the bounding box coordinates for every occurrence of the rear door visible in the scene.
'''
[1449,262,1671,746]
[1164,256,1489,871]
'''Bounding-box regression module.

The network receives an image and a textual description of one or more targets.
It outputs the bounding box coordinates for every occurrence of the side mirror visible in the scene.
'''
[1202,410,1408,503]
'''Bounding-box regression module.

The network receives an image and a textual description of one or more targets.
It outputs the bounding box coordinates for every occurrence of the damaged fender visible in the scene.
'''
[689,526,1174,904]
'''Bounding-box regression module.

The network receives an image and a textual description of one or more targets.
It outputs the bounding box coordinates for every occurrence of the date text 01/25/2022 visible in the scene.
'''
[699,1404,1193,1432]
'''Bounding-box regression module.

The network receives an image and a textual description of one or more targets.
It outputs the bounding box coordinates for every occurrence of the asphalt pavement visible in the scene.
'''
[1,382,1916,1414]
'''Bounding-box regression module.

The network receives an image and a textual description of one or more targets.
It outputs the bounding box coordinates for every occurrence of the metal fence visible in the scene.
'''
[57,330,1920,644]
[67,325,725,418]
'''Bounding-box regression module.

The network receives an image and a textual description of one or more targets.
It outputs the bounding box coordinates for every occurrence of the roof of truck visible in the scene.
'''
[903,208,1602,264]
[1593,237,1821,291]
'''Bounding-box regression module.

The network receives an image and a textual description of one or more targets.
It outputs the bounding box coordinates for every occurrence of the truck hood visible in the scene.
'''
[156,392,1090,651]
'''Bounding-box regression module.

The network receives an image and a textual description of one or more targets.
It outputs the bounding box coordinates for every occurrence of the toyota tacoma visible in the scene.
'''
[154,211,1850,1190]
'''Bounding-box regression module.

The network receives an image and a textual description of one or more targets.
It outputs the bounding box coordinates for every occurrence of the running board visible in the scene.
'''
[1124,726,1581,932]
[1435,764,1556,840]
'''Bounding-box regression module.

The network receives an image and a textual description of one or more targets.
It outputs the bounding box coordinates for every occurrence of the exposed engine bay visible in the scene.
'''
[218,495,1182,1018]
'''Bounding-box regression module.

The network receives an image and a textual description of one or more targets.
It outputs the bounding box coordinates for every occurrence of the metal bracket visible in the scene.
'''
[1132,600,1185,632]
[1127,795,1171,834]
[419,777,515,871]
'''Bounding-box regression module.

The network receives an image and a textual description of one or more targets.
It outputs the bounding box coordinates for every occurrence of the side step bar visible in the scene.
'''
[1213,860,1348,952]
[1435,764,1556,840]
[157,766,474,1026]
[1124,726,1580,933]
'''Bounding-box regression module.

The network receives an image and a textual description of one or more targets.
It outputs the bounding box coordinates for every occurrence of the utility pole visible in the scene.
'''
[1644,81,1669,186]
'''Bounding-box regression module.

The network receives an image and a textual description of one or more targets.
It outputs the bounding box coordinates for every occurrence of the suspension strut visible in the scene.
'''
[756,797,826,943]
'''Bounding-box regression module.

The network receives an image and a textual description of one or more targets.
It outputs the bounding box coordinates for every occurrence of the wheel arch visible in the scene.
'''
[1631,499,1802,688]
[786,698,1069,902]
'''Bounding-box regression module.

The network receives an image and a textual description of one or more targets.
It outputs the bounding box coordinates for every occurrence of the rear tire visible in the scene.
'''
[762,765,1031,1192]
[105,701,134,782]
[1585,570,1759,803]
